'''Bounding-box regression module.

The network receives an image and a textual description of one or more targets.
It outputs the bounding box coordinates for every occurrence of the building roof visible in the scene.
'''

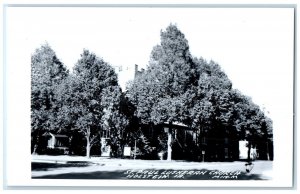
[162,122,190,130]
[42,132,68,138]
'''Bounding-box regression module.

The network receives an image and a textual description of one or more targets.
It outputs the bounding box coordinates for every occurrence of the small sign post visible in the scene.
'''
[202,150,205,162]
[123,146,131,157]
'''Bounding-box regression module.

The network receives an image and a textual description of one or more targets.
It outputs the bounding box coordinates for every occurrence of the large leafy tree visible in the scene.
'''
[127,24,198,160]
[55,49,121,158]
[127,24,273,161]
[181,58,235,161]
[233,92,273,161]
[31,43,68,154]
[190,58,273,160]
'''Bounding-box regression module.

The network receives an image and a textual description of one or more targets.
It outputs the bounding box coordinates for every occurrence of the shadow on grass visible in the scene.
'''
[31,162,91,171]
[32,168,266,180]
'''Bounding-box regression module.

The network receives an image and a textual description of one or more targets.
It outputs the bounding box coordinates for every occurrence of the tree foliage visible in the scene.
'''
[127,24,197,125]
[31,43,69,131]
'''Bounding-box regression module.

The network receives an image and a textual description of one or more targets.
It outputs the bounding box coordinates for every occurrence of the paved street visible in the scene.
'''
[31,155,273,180]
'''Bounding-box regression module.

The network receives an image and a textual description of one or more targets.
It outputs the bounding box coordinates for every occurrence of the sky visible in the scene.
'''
[4,6,295,187]
[7,7,294,117]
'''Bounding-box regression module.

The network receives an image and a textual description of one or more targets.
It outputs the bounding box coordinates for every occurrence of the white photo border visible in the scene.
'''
[2,1,296,190]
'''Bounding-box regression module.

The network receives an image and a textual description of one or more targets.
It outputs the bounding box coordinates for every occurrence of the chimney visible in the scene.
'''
[135,64,138,78]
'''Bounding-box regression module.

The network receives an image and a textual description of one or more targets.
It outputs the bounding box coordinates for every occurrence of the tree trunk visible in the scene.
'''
[167,129,172,161]
[266,141,270,161]
[32,131,40,155]
[32,144,38,155]
[86,129,91,158]
[86,138,91,158]
[247,141,251,163]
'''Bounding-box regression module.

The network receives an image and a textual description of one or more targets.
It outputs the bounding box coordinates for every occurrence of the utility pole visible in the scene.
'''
[167,131,172,161]
[266,141,270,161]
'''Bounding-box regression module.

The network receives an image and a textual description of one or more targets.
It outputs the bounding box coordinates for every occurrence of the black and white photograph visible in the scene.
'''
[3,1,295,189]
